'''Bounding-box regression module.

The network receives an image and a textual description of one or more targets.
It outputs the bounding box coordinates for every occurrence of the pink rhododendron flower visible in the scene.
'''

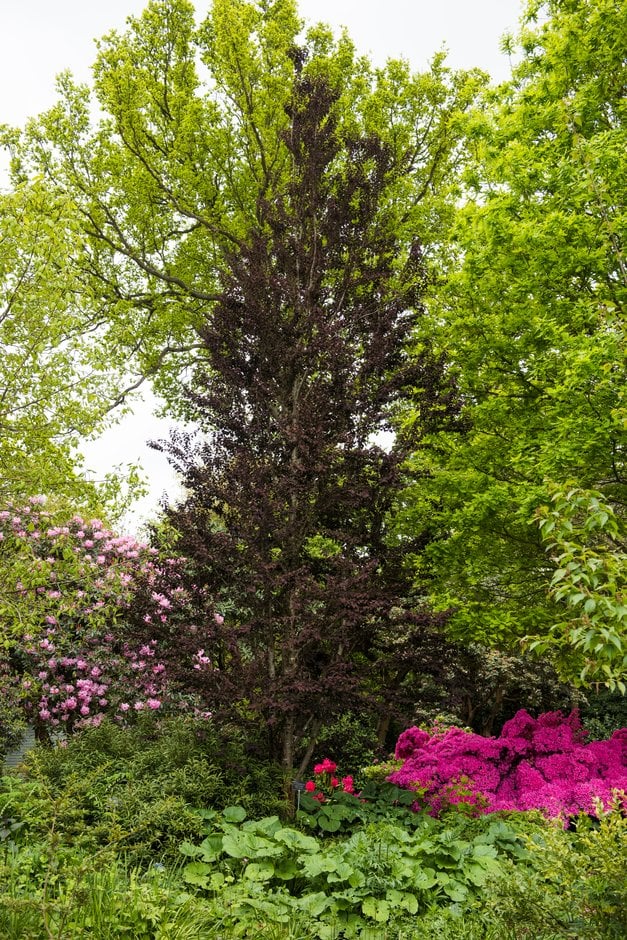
[305,780,316,792]
[0,500,204,739]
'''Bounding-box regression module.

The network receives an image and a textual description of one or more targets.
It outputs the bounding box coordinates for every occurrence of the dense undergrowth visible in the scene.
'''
[1,715,626,939]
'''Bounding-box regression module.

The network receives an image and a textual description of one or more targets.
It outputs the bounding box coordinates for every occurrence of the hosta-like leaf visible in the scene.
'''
[182,861,211,886]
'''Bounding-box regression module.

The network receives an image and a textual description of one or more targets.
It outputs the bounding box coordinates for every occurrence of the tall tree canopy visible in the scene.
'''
[5,0,621,741]
[152,58,465,769]
[2,0,481,766]
[5,0,477,416]
[405,0,626,687]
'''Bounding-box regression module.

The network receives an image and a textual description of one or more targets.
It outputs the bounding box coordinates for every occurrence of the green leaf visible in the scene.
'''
[318,814,341,832]
[221,829,283,859]
[178,841,203,858]
[273,827,319,853]
[199,834,224,861]
[387,889,418,914]
[412,867,437,889]
[463,863,489,886]
[243,860,275,881]
[294,892,332,916]
[362,896,390,922]
[182,862,211,887]
[443,881,468,903]
[472,844,498,858]
[222,805,247,823]
[273,859,301,880]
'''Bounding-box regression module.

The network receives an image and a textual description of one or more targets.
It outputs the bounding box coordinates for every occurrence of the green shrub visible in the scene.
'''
[579,687,627,741]
[11,715,288,860]
[472,806,627,938]
[297,780,420,837]
[0,842,221,940]
[313,713,378,771]
[0,672,27,758]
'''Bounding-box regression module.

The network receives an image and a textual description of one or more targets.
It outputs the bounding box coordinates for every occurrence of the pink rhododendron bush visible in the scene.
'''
[0,498,216,743]
[389,709,627,819]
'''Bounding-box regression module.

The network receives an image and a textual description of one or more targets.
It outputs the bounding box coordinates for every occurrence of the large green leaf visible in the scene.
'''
[222,805,247,823]
[273,827,319,854]
[243,860,275,881]
[182,861,211,887]
[361,896,390,922]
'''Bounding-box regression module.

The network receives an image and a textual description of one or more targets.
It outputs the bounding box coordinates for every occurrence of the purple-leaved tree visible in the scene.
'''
[151,62,464,772]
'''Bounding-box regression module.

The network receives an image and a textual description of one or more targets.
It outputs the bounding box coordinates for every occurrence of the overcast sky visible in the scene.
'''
[0,0,523,531]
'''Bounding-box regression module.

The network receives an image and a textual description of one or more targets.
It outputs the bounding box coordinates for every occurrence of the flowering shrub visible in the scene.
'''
[304,758,356,801]
[0,498,215,741]
[389,709,627,819]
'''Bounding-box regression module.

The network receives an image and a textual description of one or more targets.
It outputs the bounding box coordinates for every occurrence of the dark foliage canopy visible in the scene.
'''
[152,58,462,768]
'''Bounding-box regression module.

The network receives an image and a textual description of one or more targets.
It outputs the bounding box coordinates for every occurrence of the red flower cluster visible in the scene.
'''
[304,758,356,801]
[313,758,337,774]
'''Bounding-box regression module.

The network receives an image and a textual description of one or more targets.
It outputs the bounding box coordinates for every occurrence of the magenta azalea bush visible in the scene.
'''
[389,709,627,819]
[0,498,216,742]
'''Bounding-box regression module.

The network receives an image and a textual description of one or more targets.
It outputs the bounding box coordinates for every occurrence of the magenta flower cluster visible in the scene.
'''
[389,709,627,819]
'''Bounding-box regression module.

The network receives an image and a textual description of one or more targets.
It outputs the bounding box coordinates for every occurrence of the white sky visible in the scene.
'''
[0,0,523,532]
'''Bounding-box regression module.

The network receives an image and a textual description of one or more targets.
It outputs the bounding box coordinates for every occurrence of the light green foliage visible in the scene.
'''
[473,804,627,939]
[5,0,482,423]
[6,716,287,861]
[0,838,217,940]
[402,0,626,681]
[0,180,143,509]
[3,728,624,939]
[533,485,626,688]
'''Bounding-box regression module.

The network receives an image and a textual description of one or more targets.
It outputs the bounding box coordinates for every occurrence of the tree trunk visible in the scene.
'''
[376,713,391,751]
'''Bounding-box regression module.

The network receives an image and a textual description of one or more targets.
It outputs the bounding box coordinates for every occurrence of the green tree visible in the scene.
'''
[0,180,143,508]
[404,0,626,685]
[5,0,477,418]
[534,485,626,690]
[3,0,483,767]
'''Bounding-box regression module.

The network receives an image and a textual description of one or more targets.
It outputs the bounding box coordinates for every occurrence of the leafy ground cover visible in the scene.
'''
[1,714,626,939]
